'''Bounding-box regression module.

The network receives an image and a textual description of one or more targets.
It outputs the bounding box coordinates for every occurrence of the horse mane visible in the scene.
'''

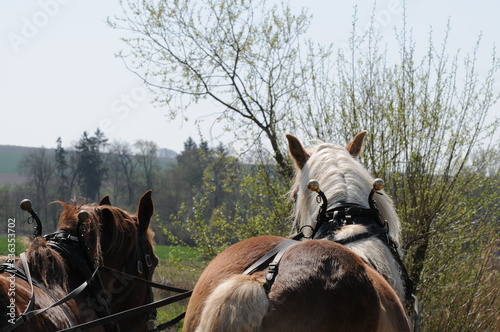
[96,205,139,258]
[24,237,69,291]
[290,141,401,246]
[25,200,151,289]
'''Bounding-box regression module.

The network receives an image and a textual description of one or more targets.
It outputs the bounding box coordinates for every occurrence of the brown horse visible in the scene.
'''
[0,191,158,332]
[183,133,411,332]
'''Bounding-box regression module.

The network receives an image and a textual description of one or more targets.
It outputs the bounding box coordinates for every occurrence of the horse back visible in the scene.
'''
[262,239,382,331]
[184,236,410,332]
[0,273,79,331]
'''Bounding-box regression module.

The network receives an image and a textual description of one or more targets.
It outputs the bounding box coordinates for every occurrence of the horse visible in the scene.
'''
[182,132,411,332]
[0,190,158,332]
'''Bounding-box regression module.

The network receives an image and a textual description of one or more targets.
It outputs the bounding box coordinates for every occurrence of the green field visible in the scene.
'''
[0,237,26,255]
[154,246,205,331]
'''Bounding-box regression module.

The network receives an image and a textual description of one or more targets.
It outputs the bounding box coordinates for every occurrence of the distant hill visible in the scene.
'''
[0,145,41,186]
[0,145,178,186]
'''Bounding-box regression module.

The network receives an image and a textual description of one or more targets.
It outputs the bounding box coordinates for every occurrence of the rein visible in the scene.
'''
[0,263,192,332]
[56,267,192,332]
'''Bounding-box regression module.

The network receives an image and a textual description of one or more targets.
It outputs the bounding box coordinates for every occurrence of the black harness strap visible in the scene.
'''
[0,260,100,332]
[0,254,35,332]
[0,265,192,332]
[149,312,187,331]
[45,231,118,332]
[242,239,298,276]
[242,239,298,293]
[262,241,299,293]
[56,267,193,332]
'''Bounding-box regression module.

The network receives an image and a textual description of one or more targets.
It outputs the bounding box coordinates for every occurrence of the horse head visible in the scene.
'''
[54,190,158,331]
[287,132,406,299]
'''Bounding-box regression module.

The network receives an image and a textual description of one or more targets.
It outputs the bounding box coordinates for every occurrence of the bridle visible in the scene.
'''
[1,205,159,332]
[42,207,158,332]
[292,179,413,298]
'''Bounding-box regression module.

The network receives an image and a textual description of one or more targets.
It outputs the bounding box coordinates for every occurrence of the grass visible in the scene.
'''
[153,245,206,331]
[0,150,27,174]
[0,237,26,255]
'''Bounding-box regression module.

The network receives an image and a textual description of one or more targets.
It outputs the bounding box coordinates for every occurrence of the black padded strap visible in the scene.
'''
[263,241,299,293]
[242,239,298,276]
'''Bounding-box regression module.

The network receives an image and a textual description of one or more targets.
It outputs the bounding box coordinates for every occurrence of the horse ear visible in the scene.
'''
[137,190,154,234]
[99,207,115,253]
[99,195,111,206]
[286,134,310,169]
[346,131,368,158]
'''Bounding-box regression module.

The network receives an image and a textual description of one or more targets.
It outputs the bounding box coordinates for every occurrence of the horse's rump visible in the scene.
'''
[184,236,409,332]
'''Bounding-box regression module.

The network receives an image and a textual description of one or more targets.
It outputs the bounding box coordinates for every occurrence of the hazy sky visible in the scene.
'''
[1,0,498,153]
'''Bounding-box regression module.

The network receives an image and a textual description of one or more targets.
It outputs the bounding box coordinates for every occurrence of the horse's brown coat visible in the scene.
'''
[184,236,410,332]
[185,132,411,332]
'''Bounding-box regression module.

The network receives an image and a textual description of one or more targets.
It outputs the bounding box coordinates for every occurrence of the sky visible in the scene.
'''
[1,0,499,153]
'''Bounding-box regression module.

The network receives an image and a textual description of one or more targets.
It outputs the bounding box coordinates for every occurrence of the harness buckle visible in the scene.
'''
[266,263,278,281]
[145,254,153,268]
[137,261,144,274]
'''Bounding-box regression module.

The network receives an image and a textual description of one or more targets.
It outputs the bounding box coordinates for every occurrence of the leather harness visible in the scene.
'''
[243,202,414,303]
[0,227,191,332]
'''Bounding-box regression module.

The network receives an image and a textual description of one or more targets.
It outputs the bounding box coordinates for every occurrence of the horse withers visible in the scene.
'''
[183,132,411,332]
[0,191,158,332]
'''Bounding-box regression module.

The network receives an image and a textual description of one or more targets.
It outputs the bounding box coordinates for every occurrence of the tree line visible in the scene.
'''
[2,129,289,247]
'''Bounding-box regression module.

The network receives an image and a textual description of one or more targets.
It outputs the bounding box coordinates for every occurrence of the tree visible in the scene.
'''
[18,148,55,227]
[108,141,138,205]
[75,129,108,201]
[110,0,330,178]
[134,140,160,191]
[163,138,291,255]
[53,137,77,201]
[113,1,500,328]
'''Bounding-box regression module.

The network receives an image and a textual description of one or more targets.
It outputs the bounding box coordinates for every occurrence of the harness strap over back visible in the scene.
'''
[242,239,298,293]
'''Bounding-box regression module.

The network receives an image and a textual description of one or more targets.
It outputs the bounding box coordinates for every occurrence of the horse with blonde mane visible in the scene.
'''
[0,191,158,332]
[183,132,412,332]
